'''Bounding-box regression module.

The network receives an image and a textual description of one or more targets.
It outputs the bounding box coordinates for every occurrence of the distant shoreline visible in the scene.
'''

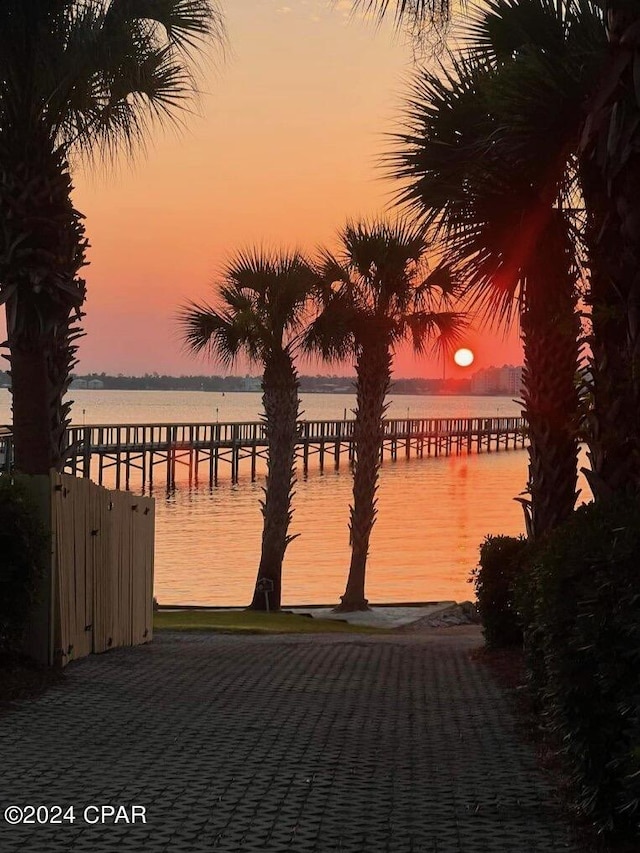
[0,369,523,398]
[0,384,520,398]
[63,387,518,397]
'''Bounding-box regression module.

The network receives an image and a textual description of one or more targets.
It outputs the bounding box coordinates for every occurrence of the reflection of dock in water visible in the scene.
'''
[0,417,527,490]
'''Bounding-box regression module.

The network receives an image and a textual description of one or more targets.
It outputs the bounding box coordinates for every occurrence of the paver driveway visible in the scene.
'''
[0,630,583,852]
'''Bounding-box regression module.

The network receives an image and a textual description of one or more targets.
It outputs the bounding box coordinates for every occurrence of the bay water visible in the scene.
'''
[0,388,591,606]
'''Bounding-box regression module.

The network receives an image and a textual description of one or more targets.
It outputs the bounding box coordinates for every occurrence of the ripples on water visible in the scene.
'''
[156,451,530,606]
[0,389,591,605]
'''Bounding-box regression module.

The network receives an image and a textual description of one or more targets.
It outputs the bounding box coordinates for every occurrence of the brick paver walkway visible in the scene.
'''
[0,631,583,852]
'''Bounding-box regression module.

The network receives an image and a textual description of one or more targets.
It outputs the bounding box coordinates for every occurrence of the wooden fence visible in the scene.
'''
[51,473,154,667]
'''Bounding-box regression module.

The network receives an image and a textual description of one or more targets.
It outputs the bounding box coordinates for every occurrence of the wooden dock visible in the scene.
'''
[0,416,527,490]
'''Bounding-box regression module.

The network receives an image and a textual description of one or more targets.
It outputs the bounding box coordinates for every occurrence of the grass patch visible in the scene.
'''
[153,609,387,634]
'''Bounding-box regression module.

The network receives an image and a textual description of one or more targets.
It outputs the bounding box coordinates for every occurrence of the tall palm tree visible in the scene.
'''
[360,0,640,505]
[180,249,319,611]
[579,1,640,499]
[306,220,464,611]
[0,0,223,475]
[389,0,606,537]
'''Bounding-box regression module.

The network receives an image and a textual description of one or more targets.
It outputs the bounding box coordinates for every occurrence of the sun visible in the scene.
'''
[454,348,475,368]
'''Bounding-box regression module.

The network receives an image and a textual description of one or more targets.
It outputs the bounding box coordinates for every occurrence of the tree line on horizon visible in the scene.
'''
[73,373,476,395]
[0,368,519,397]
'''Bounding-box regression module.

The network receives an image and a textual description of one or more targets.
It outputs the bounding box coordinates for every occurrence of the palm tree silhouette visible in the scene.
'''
[180,249,319,611]
[307,219,464,611]
[357,0,640,504]
[580,1,640,498]
[0,0,224,474]
[389,0,606,535]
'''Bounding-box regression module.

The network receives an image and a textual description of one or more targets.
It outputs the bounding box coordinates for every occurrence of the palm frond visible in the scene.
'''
[350,0,452,29]
[302,293,356,363]
[224,247,319,344]
[178,300,251,367]
[462,0,570,61]
[180,247,318,370]
[400,309,467,356]
[310,218,464,368]
[387,0,606,334]
[2,0,226,160]
[414,262,460,303]
[105,0,225,54]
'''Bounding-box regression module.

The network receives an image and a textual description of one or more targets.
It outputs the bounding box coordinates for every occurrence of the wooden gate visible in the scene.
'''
[51,473,154,666]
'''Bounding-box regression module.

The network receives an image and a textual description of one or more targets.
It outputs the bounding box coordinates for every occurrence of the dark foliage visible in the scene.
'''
[0,476,48,655]
[470,534,527,648]
[50,372,473,396]
[0,656,63,707]
[526,498,640,841]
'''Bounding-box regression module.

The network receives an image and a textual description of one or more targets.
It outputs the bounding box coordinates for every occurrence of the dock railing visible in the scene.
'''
[0,416,527,489]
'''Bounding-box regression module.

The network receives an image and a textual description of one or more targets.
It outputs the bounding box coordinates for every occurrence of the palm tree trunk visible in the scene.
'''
[9,344,58,475]
[248,353,300,611]
[580,156,635,499]
[0,133,86,474]
[336,342,392,612]
[521,219,581,538]
[580,3,640,499]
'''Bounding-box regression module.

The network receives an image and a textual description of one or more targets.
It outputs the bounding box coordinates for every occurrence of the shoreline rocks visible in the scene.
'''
[395,601,480,632]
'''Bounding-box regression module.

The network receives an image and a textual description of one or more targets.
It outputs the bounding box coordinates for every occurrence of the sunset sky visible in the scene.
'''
[62,0,521,378]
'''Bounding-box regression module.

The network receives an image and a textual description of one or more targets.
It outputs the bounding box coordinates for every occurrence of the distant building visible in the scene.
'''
[470,369,492,394]
[242,376,261,392]
[470,365,523,396]
[69,378,88,389]
[88,379,104,390]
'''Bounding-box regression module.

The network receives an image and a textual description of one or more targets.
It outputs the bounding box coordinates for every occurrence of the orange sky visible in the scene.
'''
[42,0,523,379]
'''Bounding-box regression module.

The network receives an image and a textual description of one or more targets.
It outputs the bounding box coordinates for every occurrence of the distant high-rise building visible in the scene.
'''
[470,365,523,395]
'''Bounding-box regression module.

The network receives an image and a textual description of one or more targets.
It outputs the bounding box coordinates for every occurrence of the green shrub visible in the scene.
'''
[470,534,528,648]
[0,475,49,655]
[528,497,640,840]
[513,541,549,711]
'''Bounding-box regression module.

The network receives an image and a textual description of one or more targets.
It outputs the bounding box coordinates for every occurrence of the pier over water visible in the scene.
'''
[0,416,527,490]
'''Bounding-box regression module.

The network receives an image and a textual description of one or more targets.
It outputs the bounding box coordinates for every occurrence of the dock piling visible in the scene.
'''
[0,415,529,491]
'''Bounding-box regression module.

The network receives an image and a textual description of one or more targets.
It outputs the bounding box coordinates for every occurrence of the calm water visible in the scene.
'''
[0,388,592,606]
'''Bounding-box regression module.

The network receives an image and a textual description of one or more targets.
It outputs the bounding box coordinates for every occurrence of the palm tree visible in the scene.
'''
[389,0,606,537]
[306,220,464,611]
[180,249,318,611]
[359,0,640,505]
[0,0,223,475]
[579,1,640,499]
